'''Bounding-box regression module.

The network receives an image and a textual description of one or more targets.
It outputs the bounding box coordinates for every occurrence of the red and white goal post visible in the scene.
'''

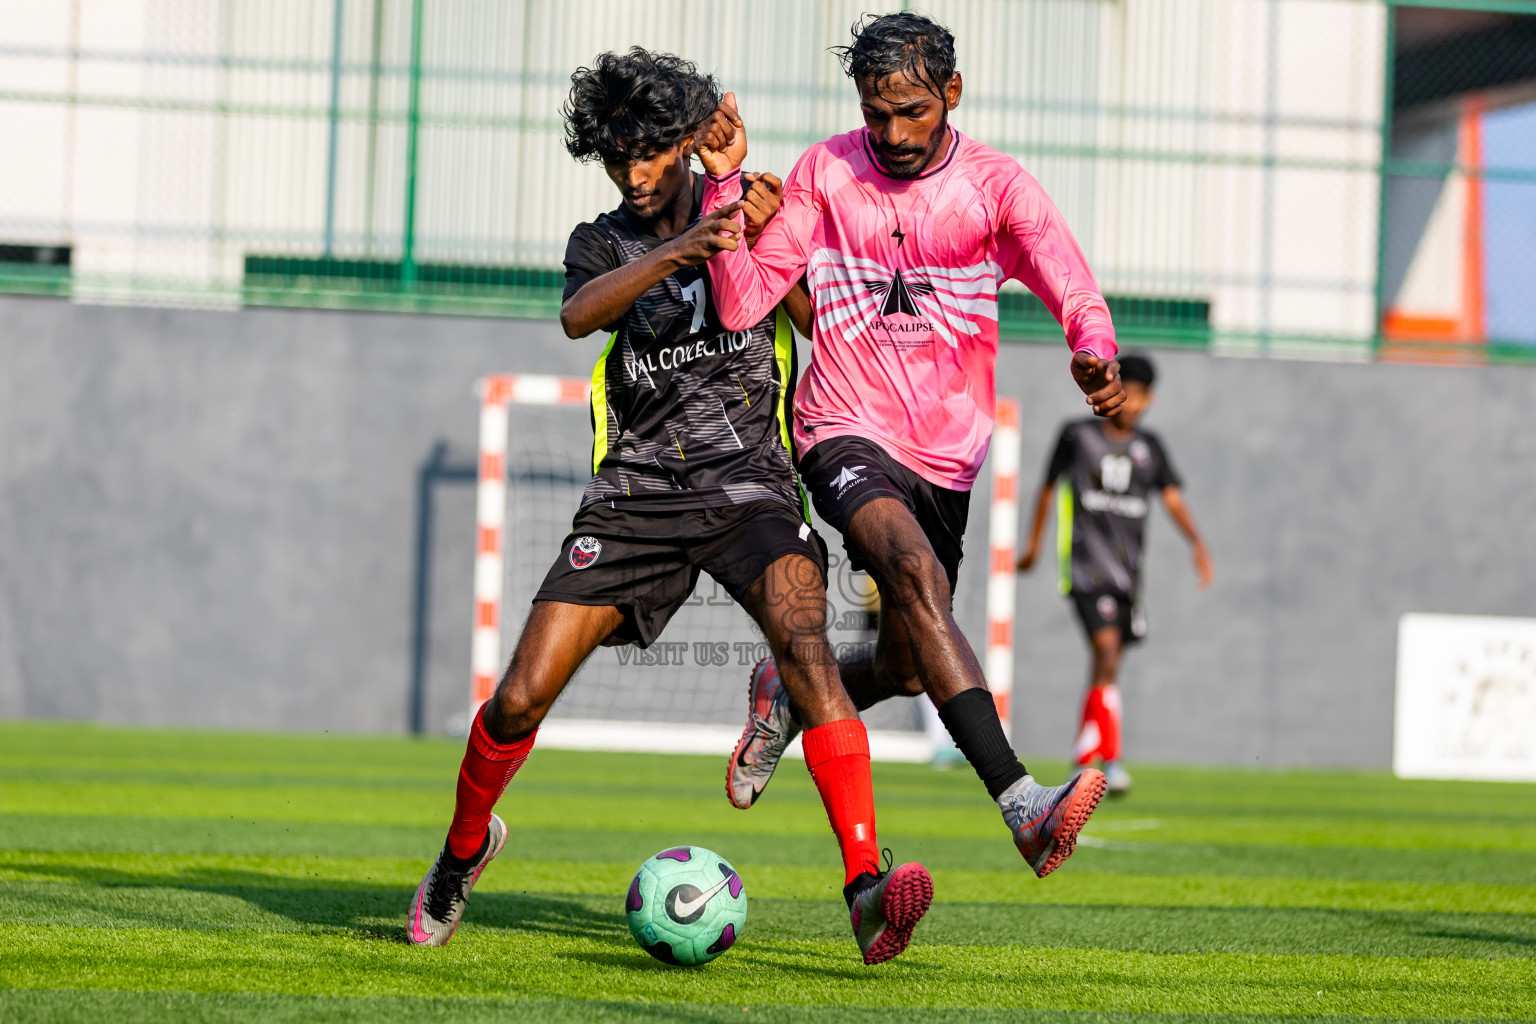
[470,372,1022,757]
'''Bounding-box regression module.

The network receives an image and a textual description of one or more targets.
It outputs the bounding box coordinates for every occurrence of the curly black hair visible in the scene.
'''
[831,11,957,98]
[1117,352,1157,387]
[562,47,722,165]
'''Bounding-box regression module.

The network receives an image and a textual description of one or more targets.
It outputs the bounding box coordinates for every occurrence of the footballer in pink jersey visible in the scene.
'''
[703,12,1123,878]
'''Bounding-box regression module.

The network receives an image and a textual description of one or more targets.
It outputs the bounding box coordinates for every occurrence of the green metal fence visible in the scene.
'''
[2,0,1534,362]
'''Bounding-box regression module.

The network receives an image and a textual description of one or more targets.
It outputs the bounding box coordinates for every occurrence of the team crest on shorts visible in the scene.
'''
[569,536,602,569]
[1096,594,1119,620]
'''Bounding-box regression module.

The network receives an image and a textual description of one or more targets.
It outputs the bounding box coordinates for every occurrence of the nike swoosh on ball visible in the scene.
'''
[671,877,731,918]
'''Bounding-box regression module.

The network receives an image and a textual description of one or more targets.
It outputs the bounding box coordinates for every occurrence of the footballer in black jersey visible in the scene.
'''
[563,172,807,514]
[1018,353,1213,794]
[409,48,933,965]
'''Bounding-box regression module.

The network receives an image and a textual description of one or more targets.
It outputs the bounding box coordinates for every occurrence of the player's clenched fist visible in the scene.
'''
[668,202,744,266]
[741,172,783,247]
[1071,350,1126,417]
[695,92,747,177]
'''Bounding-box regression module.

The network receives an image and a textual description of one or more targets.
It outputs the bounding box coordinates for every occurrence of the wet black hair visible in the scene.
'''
[832,11,957,98]
[1117,352,1156,388]
[562,47,721,165]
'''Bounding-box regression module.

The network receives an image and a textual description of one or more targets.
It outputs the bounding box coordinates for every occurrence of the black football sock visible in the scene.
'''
[441,829,489,873]
[937,688,1028,800]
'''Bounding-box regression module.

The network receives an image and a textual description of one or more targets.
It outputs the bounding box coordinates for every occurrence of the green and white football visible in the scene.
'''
[625,846,747,966]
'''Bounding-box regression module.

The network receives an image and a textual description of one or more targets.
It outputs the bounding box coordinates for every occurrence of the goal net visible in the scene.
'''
[469,374,1019,759]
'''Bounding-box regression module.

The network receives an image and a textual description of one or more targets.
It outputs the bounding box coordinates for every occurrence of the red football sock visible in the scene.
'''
[802,719,880,886]
[1073,685,1123,766]
[1097,684,1123,763]
[446,710,536,860]
[1073,687,1104,765]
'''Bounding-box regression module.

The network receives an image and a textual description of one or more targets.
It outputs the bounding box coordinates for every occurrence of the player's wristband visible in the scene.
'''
[1072,337,1119,361]
[701,168,747,214]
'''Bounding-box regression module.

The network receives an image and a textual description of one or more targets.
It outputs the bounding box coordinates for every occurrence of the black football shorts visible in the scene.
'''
[1071,589,1148,646]
[534,501,828,649]
[796,435,970,593]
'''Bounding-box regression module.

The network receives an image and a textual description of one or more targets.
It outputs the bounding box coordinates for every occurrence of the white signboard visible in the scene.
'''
[1395,613,1536,782]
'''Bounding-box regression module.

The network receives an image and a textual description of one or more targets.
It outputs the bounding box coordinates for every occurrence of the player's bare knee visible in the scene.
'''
[487,678,548,738]
[774,601,828,645]
[774,633,834,680]
[747,557,827,638]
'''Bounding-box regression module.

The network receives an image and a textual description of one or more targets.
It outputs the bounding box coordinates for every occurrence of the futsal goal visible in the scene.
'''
[468,373,1021,761]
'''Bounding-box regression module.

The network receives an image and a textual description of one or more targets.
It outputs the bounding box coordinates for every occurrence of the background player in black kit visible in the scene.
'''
[408,47,933,966]
[1017,353,1213,796]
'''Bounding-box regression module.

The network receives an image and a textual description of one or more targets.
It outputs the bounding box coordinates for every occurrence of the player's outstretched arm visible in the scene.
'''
[559,202,743,338]
[998,171,1122,412]
[695,92,817,331]
[1161,485,1214,588]
[739,170,815,338]
[1016,482,1055,572]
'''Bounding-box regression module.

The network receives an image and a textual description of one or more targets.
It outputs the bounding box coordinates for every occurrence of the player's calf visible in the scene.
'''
[836,625,927,710]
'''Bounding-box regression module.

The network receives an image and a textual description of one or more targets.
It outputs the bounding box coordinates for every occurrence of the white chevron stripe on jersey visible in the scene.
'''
[807,247,1001,348]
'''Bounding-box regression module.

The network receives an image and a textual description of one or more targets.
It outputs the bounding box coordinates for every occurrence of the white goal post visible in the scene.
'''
[469,372,1020,759]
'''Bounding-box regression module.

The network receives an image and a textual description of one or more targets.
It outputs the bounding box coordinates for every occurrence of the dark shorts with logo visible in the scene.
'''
[1070,589,1147,646]
[797,435,970,593]
[534,500,828,649]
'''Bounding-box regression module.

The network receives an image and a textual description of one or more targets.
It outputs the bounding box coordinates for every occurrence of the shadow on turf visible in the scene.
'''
[1412,926,1536,949]
[7,862,626,943]
[12,861,937,974]
[561,947,939,981]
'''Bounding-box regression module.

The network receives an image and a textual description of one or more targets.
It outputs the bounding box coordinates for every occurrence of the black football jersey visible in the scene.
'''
[563,174,804,514]
[1044,419,1181,595]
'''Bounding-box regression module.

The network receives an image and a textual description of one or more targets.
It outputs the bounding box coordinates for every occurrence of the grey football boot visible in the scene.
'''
[726,657,802,809]
[408,813,508,946]
[999,770,1106,877]
[847,856,934,965]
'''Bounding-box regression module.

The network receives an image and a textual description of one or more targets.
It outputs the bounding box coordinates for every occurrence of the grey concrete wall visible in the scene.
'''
[1,293,1532,765]
[994,344,1536,768]
[0,296,579,738]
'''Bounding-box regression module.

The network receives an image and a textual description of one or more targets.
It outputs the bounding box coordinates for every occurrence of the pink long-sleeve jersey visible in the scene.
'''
[703,127,1116,491]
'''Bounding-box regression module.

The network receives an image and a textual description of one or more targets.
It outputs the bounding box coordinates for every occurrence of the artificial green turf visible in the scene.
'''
[1,720,1533,1022]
